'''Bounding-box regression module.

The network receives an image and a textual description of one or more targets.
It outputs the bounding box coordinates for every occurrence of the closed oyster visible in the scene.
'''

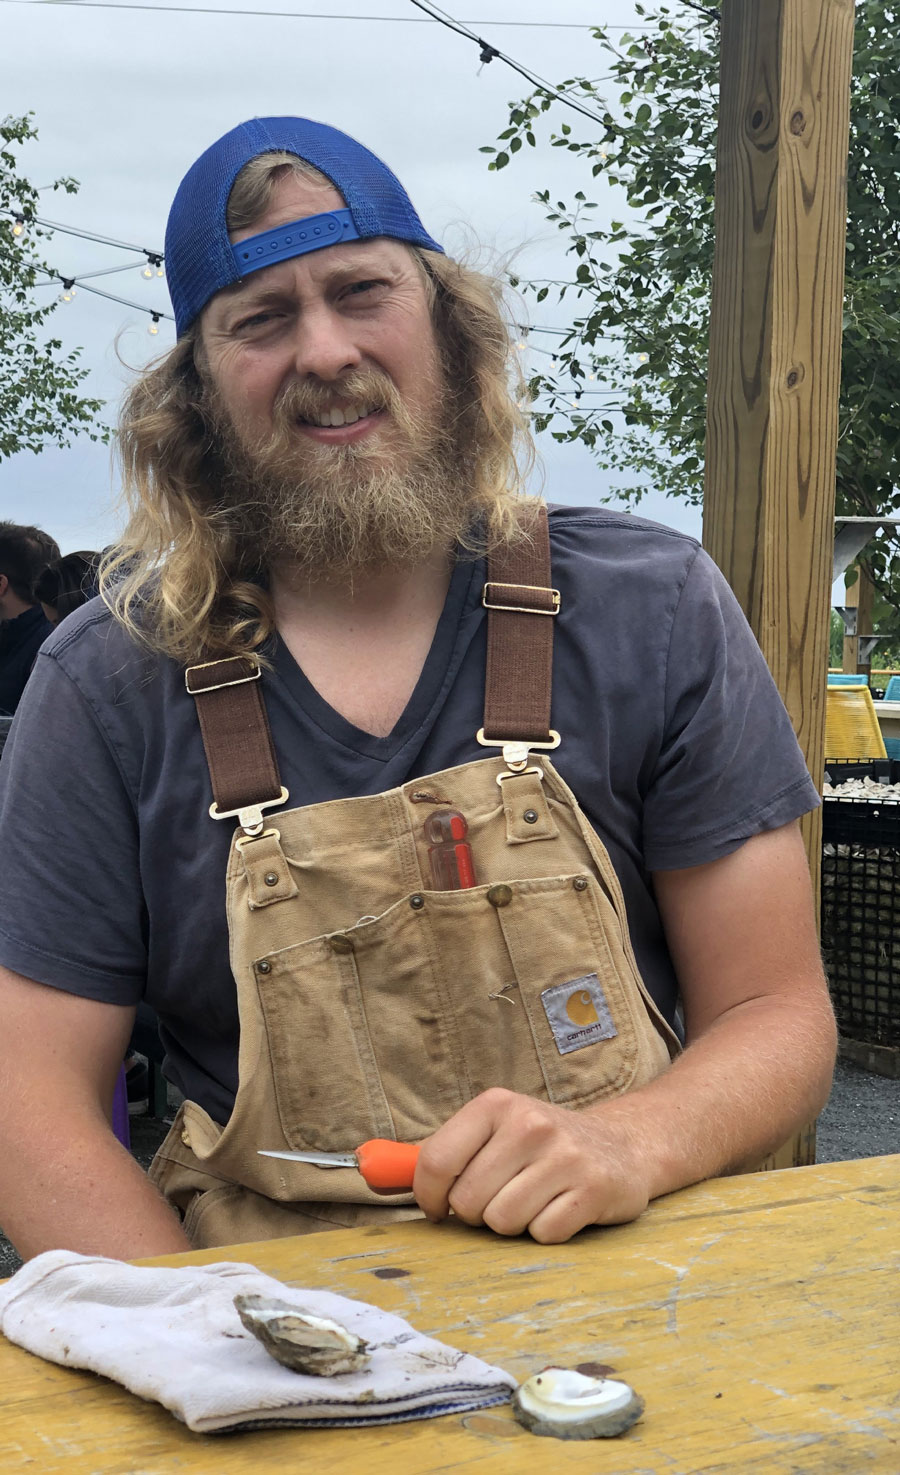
[512,1366,644,1440]
[234,1293,371,1376]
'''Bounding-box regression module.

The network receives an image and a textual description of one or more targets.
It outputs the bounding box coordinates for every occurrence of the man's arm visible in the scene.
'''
[0,966,191,1261]
[413,821,836,1242]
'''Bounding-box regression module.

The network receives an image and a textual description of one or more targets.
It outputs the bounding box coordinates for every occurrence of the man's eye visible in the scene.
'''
[345,280,381,297]
[235,311,278,331]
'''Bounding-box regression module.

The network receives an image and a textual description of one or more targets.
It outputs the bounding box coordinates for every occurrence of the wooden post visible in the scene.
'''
[703,0,854,1167]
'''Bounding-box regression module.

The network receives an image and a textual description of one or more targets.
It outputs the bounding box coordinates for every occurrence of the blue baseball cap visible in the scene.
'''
[165,117,444,336]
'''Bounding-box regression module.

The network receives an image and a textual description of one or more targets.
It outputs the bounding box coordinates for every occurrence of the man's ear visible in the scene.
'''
[0,574,8,600]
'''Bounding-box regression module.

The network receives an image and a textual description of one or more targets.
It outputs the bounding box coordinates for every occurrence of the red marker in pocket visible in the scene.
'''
[424,809,477,889]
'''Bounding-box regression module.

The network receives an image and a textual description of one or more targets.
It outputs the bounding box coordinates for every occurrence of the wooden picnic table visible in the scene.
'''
[0,1154,896,1473]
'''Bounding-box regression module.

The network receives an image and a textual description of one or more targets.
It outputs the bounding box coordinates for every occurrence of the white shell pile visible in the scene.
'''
[824,776,900,802]
[511,1366,644,1440]
[233,1293,371,1375]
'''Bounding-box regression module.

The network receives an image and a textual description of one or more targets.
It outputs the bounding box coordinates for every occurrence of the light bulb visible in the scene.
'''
[142,263,154,280]
[59,281,76,303]
[156,265,164,277]
[148,314,160,335]
[638,353,649,363]
[12,216,24,237]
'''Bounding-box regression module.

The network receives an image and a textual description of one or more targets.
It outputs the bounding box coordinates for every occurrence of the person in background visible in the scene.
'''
[0,523,60,716]
[34,552,100,627]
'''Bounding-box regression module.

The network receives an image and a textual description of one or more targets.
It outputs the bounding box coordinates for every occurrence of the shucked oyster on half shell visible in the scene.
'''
[512,1366,644,1440]
[233,1293,371,1376]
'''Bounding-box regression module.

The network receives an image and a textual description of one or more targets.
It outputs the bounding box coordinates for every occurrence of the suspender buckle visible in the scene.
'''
[475,729,561,773]
[481,582,560,615]
[208,788,290,838]
[185,657,261,694]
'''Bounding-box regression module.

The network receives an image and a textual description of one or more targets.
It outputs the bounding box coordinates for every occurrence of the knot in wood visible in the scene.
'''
[790,110,807,135]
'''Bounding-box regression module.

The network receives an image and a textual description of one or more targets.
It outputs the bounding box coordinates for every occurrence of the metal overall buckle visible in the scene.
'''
[475,729,561,784]
[208,789,290,839]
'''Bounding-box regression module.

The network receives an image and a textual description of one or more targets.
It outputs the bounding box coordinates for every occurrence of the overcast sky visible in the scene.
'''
[0,0,703,553]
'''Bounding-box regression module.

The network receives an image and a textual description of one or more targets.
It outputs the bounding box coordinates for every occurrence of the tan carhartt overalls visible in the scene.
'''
[150,507,680,1248]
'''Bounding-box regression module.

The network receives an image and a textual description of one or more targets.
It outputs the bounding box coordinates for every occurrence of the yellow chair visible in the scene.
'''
[825,685,887,760]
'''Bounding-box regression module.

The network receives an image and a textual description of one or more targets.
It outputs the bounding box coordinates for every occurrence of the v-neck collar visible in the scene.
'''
[268,553,484,761]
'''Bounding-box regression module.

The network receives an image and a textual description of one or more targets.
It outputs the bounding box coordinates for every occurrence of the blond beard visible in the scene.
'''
[203,368,479,579]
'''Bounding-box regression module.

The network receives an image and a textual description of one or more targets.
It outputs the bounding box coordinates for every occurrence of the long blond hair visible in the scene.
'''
[100,154,537,663]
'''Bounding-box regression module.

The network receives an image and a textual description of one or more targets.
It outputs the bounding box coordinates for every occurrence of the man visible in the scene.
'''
[0,118,835,1261]
[0,523,59,715]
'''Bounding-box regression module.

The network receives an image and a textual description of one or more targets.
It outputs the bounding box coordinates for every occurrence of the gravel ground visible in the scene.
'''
[0,1059,896,1280]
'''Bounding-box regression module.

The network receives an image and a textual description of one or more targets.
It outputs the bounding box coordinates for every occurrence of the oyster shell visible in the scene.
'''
[511,1365,644,1440]
[234,1293,371,1376]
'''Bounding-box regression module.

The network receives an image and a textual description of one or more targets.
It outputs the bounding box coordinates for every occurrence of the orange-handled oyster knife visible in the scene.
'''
[258,1138,420,1191]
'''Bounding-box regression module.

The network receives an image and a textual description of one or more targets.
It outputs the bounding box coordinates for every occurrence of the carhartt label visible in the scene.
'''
[541,974,617,1055]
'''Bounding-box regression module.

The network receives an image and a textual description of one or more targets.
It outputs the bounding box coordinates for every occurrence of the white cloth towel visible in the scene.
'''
[0,1250,516,1434]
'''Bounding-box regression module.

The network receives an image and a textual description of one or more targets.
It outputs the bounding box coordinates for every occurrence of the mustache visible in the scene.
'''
[271,369,409,430]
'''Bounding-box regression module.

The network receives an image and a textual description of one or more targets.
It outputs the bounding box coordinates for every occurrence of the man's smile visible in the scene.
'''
[293,406,386,443]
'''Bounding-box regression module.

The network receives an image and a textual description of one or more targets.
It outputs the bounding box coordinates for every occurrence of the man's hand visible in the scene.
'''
[413,1086,651,1244]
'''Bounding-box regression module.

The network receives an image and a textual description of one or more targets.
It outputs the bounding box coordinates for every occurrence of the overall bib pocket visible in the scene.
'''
[253,871,665,1155]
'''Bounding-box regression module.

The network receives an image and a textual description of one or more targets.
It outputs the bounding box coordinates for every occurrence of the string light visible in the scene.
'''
[11,215,25,237]
[58,279,76,303]
[148,312,161,335]
[142,252,164,280]
[407,0,612,130]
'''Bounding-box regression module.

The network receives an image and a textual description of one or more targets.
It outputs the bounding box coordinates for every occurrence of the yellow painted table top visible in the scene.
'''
[1,1156,897,1474]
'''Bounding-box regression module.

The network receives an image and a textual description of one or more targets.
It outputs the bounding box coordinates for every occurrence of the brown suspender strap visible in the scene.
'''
[481,503,559,745]
[184,656,286,830]
[187,503,558,825]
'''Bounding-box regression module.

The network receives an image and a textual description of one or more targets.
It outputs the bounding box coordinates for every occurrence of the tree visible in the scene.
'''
[0,114,106,459]
[482,1,900,610]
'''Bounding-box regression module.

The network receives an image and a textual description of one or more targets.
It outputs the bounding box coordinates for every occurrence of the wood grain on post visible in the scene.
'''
[703,0,854,1167]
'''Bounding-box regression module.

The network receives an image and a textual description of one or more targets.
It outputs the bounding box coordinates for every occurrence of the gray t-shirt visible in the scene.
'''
[0,507,819,1123]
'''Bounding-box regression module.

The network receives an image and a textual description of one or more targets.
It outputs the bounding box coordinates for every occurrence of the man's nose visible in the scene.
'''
[290,306,362,381]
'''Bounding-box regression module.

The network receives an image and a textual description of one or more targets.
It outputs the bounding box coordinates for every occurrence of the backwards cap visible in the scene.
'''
[165,116,444,336]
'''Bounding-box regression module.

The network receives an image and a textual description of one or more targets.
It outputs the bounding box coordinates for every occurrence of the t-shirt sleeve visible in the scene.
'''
[642,545,820,871]
[0,650,147,1002]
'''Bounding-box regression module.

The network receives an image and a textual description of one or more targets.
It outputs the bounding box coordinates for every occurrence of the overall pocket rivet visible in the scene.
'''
[487,884,513,908]
[573,876,588,892]
[329,934,354,953]
[257,959,272,974]
[523,809,539,824]
[410,893,425,910]
[264,871,279,887]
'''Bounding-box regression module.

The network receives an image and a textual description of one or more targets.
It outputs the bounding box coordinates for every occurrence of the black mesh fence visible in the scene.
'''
[822,759,900,1046]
